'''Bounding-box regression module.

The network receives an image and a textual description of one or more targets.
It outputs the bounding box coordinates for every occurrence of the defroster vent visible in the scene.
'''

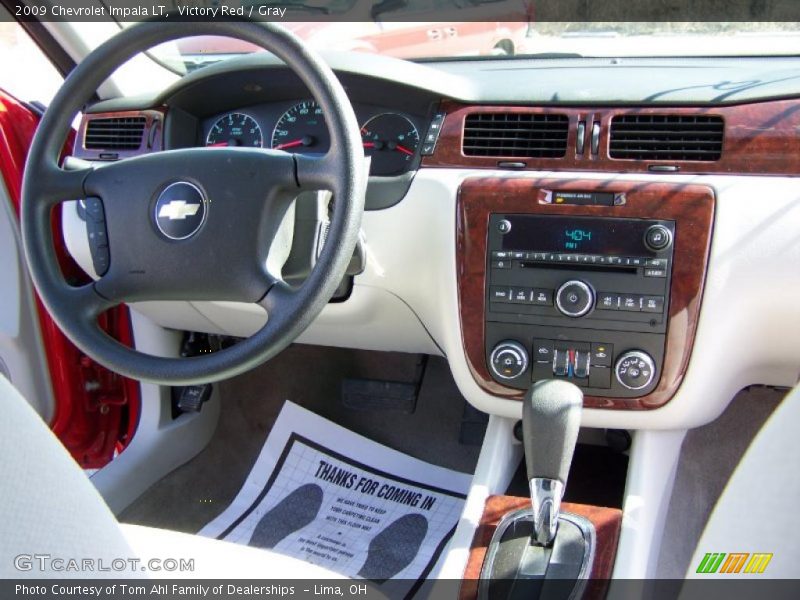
[463,112,569,158]
[84,116,146,151]
[609,114,724,161]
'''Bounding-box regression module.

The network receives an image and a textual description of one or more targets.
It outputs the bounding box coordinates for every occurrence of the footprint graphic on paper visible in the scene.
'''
[358,513,429,583]
[248,483,323,549]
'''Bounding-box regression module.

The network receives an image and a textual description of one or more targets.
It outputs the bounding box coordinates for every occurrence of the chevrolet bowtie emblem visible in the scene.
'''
[158,200,201,220]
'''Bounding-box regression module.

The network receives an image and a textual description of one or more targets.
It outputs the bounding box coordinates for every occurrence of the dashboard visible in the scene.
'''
[200,100,427,177]
[64,51,800,430]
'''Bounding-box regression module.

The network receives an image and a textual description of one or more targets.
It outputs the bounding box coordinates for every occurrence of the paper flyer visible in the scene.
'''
[199,401,471,597]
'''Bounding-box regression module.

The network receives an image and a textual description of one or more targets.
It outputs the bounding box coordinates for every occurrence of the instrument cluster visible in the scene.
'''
[202,100,423,177]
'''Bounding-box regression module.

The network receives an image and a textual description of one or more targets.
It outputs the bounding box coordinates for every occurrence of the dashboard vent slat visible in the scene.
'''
[84,116,147,151]
[463,113,569,158]
[609,114,724,161]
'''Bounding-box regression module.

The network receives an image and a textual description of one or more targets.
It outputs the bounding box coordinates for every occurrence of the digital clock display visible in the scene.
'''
[501,215,663,256]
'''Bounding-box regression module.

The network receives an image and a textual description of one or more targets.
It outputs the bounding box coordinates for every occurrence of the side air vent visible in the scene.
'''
[463,113,569,158]
[84,116,146,151]
[609,114,724,161]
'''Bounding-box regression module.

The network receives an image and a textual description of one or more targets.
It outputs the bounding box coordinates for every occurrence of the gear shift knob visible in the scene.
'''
[522,379,583,546]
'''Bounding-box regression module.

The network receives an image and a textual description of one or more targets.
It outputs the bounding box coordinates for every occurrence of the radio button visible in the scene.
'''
[531,288,553,305]
[490,287,511,303]
[644,268,667,278]
[644,224,673,251]
[645,258,668,268]
[590,343,613,367]
[511,251,526,259]
[556,280,595,317]
[620,294,642,311]
[510,287,530,303]
[641,296,665,313]
[492,251,510,259]
[597,293,620,310]
[492,259,512,269]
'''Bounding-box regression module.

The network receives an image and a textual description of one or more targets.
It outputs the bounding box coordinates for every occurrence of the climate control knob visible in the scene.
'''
[615,350,656,390]
[489,340,529,380]
[555,280,595,318]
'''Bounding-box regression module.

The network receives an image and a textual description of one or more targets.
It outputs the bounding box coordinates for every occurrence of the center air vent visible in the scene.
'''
[84,116,146,151]
[609,114,724,161]
[463,113,569,158]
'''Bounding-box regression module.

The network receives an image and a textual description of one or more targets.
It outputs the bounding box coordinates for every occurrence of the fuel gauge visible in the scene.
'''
[360,113,419,176]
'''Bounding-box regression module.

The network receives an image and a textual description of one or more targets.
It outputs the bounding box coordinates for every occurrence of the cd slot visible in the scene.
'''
[518,261,637,275]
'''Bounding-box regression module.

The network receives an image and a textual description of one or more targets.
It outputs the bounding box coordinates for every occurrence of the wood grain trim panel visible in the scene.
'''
[460,495,622,600]
[425,99,800,175]
[457,178,715,409]
[73,109,166,160]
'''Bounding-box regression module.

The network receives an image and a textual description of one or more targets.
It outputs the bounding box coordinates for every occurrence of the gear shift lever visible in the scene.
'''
[522,379,583,546]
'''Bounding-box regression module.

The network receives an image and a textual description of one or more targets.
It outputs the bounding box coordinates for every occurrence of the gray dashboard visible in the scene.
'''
[87,51,800,114]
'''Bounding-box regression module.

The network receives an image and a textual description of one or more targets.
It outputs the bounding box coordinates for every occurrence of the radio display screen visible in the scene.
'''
[501,215,662,256]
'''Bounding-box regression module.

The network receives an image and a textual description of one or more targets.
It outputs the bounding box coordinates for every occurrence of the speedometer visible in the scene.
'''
[271,100,330,153]
[206,113,262,147]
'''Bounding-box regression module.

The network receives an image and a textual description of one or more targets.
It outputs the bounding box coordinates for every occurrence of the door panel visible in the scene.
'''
[0,89,141,468]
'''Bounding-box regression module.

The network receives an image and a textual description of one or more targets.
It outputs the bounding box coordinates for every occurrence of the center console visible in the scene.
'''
[487,213,675,398]
[457,178,714,409]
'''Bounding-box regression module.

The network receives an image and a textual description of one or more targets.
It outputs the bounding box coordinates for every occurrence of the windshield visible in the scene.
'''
[164,20,800,74]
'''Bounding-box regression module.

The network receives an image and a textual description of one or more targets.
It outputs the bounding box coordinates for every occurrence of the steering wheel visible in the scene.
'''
[21,22,366,385]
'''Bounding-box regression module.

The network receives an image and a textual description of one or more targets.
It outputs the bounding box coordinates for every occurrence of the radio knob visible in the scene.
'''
[489,340,529,380]
[615,350,656,390]
[555,280,595,318]
[644,224,672,251]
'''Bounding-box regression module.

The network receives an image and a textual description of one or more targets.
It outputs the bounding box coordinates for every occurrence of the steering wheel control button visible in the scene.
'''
[82,197,110,276]
[555,280,595,318]
[615,350,656,391]
[644,224,673,251]
[498,219,512,234]
[154,181,206,241]
[489,340,529,380]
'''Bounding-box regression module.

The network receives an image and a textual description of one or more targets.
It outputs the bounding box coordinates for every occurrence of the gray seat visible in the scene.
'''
[0,374,347,579]
[685,382,800,578]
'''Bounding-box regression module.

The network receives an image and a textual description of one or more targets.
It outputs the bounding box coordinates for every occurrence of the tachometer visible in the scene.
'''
[206,112,262,147]
[360,113,419,176]
[271,100,330,153]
